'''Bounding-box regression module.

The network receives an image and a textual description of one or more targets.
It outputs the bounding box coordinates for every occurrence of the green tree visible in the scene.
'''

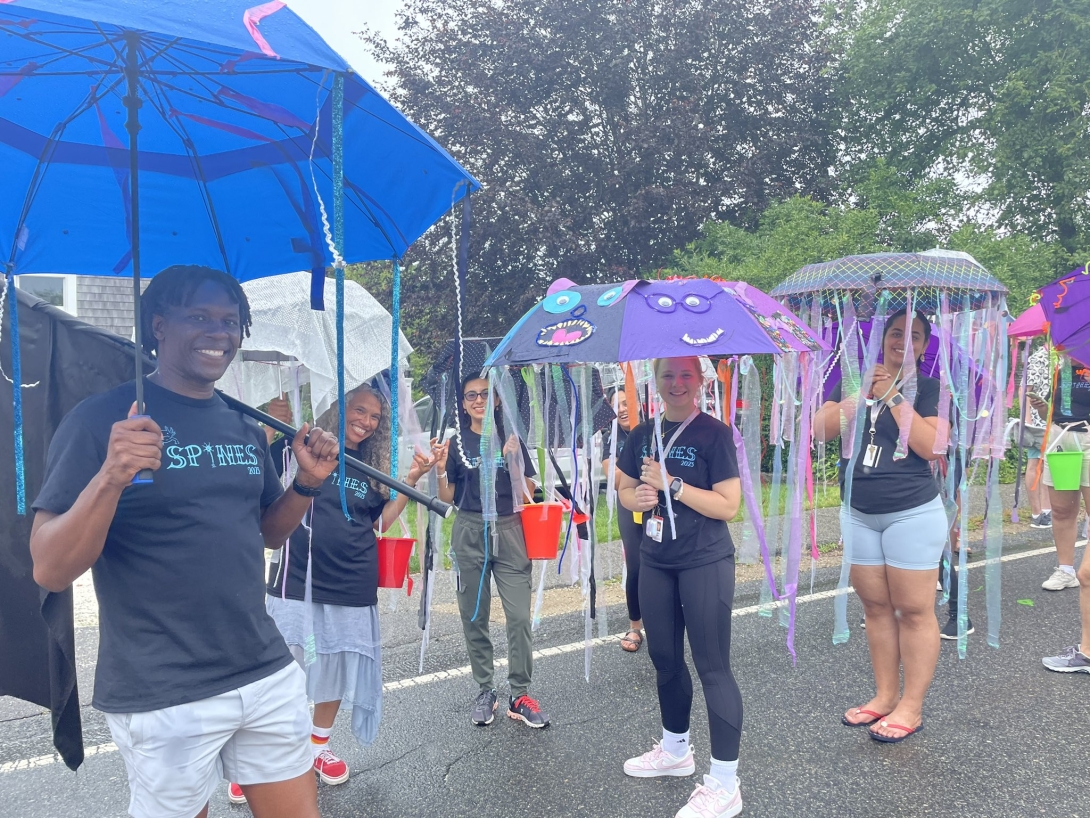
[669,164,1057,306]
[835,0,1090,259]
[367,0,834,363]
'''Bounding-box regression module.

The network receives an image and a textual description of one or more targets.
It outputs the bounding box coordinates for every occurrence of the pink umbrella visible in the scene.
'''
[1008,302,1046,339]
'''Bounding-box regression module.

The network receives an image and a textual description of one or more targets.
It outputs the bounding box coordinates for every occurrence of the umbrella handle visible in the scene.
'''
[130,414,154,484]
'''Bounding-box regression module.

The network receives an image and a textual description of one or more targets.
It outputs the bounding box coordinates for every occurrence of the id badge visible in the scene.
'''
[863,444,882,468]
[645,514,664,543]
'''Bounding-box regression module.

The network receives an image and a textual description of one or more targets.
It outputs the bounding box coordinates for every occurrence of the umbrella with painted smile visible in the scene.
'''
[486,277,825,367]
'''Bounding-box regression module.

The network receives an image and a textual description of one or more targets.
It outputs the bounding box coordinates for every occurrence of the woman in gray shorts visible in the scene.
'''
[816,308,948,744]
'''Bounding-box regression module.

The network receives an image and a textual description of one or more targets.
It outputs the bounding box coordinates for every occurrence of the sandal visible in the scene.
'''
[869,721,924,743]
[620,629,643,652]
[841,708,887,727]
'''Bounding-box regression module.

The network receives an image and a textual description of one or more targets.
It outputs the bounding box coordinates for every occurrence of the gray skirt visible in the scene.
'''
[266,595,383,747]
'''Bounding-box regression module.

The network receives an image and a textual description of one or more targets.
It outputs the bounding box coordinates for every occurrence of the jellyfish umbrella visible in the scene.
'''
[774,248,1010,654]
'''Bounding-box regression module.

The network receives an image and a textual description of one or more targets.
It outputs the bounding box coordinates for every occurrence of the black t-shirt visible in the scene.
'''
[32,379,292,713]
[602,426,630,463]
[1054,364,1090,430]
[266,439,386,607]
[617,413,739,570]
[831,376,941,514]
[446,428,535,516]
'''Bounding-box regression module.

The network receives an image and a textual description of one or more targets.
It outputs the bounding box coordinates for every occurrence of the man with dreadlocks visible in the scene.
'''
[29,265,339,818]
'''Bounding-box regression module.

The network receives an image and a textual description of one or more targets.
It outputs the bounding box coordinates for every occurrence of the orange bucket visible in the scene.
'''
[520,503,563,560]
[377,537,415,589]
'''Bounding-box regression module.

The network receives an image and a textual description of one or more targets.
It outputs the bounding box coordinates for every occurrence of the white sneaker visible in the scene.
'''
[623,740,696,778]
[1042,568,1080,591]
[676,775,743,818]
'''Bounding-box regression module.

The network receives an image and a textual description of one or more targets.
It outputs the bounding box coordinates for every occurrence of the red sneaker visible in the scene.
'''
[313,748,350,785]
[227,782,247,805]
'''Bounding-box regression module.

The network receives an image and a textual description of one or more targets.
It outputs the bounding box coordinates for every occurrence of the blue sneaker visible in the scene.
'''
[1042,645,1090,674]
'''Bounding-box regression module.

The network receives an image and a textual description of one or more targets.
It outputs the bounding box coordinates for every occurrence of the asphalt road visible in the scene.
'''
[0,529,1085,818]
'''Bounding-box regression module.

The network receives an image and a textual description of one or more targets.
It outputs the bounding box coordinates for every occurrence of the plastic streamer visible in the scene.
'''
[301,500,318,667]
[470,375,502,622]
[731,357,779,599]
[1010,338,1032,522]
[892,291,919,461]
[834,296,888,644]
[4,269,26,513]
[389,258,402,497]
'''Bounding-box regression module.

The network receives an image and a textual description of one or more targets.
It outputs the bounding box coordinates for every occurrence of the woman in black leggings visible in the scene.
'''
[603,388,645,651]
[617,357,744,818]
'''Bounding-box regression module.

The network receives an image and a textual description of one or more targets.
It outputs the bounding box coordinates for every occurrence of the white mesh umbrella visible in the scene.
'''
[218,272,411,420]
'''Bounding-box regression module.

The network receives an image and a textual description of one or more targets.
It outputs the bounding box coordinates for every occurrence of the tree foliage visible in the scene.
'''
[669,162,1060,310]
[835,0,1090,258]
[368,0,834,361]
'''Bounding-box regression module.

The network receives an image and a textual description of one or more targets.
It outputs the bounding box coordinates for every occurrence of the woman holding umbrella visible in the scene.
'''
[617,356,744,818]
[227,384,433,804]
[816,309,947,742]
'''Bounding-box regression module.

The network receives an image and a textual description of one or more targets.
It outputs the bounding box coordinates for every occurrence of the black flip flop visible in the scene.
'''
[620,630,643,652]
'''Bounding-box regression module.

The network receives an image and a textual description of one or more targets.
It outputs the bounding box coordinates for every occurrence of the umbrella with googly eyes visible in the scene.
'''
[485,277,825,367]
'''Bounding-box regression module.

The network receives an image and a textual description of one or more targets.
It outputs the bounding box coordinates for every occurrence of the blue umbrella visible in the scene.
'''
[1,0,479,506]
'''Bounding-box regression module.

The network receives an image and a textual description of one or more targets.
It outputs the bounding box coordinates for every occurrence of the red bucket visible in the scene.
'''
[520,503,563,560]
[377,537,415,589]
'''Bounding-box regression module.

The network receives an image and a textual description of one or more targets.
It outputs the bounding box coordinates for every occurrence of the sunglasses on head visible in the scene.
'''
[463,390,488,402]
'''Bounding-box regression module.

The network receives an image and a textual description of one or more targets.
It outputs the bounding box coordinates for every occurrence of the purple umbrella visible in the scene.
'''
[1040,266,1090,367]
[485,277,827,366]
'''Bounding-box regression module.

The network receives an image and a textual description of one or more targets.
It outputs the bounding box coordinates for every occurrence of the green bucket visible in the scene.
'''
[1047,451,1085,491]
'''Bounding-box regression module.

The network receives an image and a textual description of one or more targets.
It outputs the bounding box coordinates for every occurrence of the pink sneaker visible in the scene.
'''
[227,782,247,805]
[623,740,696,778]
[313,748,350,785]
[675,775,743,818]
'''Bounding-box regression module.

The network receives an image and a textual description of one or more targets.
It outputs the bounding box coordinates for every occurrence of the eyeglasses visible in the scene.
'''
[463,390,488,403]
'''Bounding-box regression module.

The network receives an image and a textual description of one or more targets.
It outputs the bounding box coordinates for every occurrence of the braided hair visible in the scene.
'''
[140,265,252,356]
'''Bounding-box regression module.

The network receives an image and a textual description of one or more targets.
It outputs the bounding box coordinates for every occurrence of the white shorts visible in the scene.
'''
[104,661,313,818]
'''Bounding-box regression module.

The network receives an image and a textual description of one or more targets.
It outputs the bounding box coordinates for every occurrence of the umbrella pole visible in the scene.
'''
[124,31,153,485]
[217,391,453,519]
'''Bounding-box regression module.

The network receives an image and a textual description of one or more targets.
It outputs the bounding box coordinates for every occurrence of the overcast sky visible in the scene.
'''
[286,0,401,85]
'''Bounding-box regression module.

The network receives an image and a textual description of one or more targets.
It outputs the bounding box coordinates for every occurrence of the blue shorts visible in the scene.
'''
[844,496,947,571]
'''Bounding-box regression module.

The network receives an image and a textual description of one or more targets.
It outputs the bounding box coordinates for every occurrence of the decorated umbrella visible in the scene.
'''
[771,249,1007,318]
[1,0,479,511]
[1008,302,1046,340]
[1039,265,1090,367]
[218,272,412,422]
[486,277,825,366]
[485,277,825,663]
[775,248,1009,653]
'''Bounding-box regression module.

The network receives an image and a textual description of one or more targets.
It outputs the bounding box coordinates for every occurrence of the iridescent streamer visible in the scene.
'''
[834,296,887,643]
[469,376,502,622]
[732,357,778,598]
[5,268,25,513]
[389,258,402,497]
[932,295,954,455]
[892,291,918,461]
[301,502,317,666]
[984,455,1003,649]
[492,366,531,510]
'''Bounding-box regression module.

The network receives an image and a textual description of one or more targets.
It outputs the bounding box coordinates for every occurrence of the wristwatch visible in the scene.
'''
[887,392,905,408]
[669,477,684,500]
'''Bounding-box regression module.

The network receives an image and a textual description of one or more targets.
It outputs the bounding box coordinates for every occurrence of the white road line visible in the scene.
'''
[1,541,1078,776]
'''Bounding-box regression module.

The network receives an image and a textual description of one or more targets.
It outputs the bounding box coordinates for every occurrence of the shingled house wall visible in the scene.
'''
[76,276,148,339]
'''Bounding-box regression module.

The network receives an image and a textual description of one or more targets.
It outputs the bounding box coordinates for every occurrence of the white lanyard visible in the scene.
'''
[656,408,700,463]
